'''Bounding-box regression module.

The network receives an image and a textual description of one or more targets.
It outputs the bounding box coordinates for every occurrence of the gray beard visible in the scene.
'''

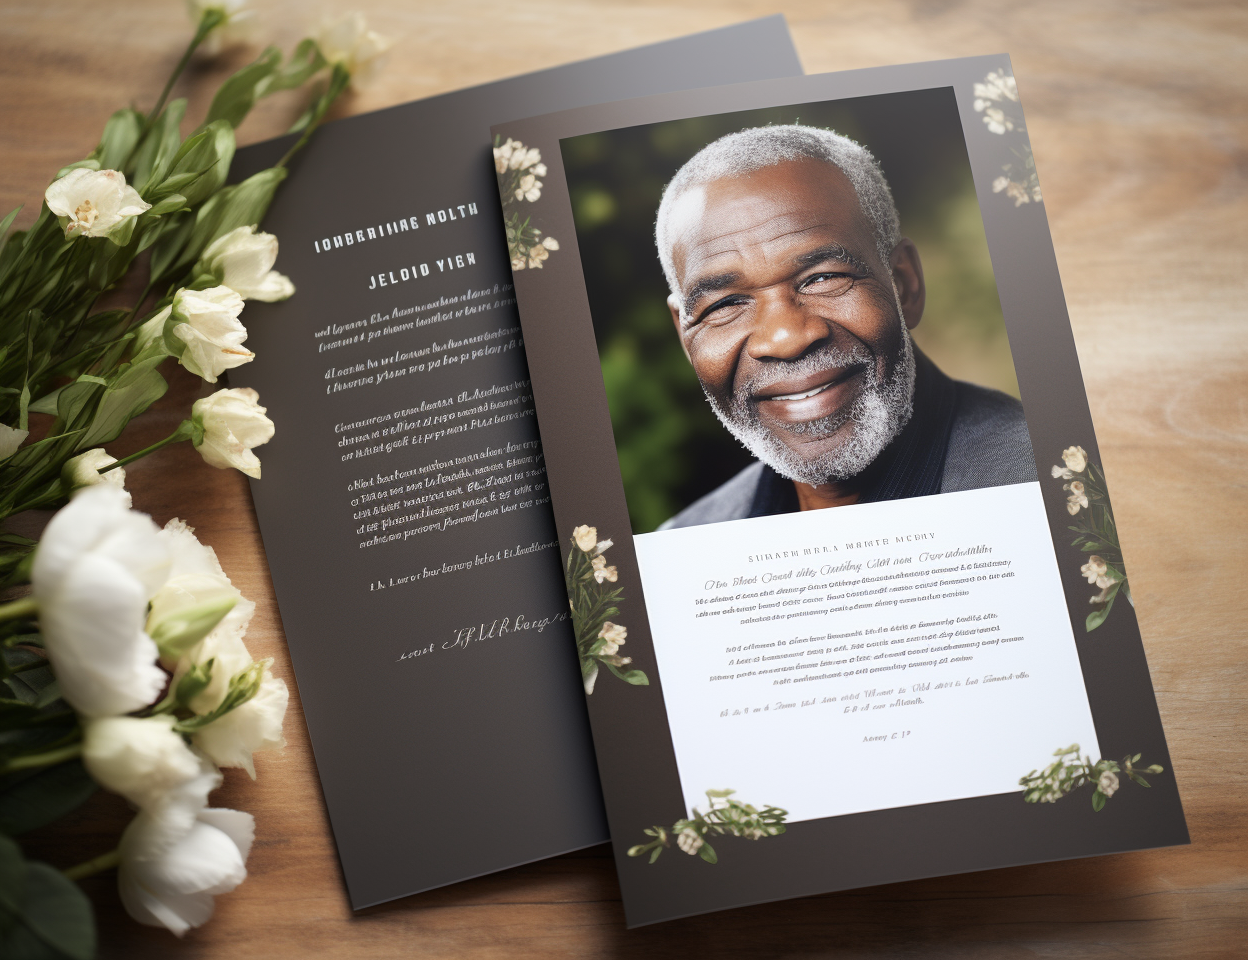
[704,328,916,486]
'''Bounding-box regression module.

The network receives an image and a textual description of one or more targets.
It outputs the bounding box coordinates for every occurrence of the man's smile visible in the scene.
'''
[751,364,867,426]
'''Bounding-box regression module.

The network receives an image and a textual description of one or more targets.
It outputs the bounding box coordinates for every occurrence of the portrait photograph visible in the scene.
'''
[561,88,1034,534]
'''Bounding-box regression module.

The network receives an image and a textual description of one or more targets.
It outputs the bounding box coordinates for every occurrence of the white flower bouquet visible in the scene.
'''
[627,788,788,865]
[565,525,648,694]
[492,137,560,270]
[0,4,386,954]
[1020,744,1164,812]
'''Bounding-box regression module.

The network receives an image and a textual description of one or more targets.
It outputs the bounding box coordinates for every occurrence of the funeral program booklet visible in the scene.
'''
[492,55,1189,926]
[226,17,802,909]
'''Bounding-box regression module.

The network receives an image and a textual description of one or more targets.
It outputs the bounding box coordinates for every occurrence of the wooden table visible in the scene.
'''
[2,1,1245,956]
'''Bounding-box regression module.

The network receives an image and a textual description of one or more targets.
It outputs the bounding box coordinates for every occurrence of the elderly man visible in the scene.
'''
[656,125,1037,529]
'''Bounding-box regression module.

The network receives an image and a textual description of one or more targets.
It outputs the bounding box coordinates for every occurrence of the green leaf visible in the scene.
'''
[1127,772,1151,788]
[1091,789,1106,812]
[0,760,97,835]
[78,356,168,448]
[259,39,327,96]
[698,840,718,864]
[0,859,96,960]
[603,661,649,686]
[130,99,188,193]
[93,108,143,171]
[0,206,21,258]
[163,119,236,207]
[172,165,288,275]
[144,194,187,219]
[648,846,662,864]
[205,47,283,129]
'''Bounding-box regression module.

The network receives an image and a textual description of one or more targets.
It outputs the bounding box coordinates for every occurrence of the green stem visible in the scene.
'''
[148,10,225,128]
[0,595,37,622]
[0,742,81,774]
[98,420,194,474]
[9,656,48,673]
[64,849,120,882]
[277,63,351,169]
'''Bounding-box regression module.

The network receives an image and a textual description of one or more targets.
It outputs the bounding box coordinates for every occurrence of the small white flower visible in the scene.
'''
[1066,480,1089,515]
[510,256,526,271]
[31,486,170,717]
[45,169,150,241]
[1005,181,1030,206]
[597,621,627,656]
[676,828,703,855]
[1051,464,1074,480]
[582,661,598,696]
[515,174,541,202]
[62,448,129,504]
[170,286,252,384]
[982,108,1013,135]
[187,0,256,56]
[532,163,548,177]
[193,665,287,778]
[1061,445,1088,473]
[1032,183,1043,203]
[992,176,1010,193]
[1098,770,1119,797]
[572,525,598,552]
[118,805,253,937]
[191,388,275,479]
[493,139,518,174]
[1081,556,1108,585]
[82,716,201,811]
[316,12,392,87]
[528,244,549,269]
[541,236,559,251]
[148,519,246,666]
[592,537,612,556]
[591,555,618,584]
[199,226,294,302]
[0,423,28,461]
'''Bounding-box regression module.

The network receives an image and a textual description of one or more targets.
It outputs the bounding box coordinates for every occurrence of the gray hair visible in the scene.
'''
[654,124,901,303]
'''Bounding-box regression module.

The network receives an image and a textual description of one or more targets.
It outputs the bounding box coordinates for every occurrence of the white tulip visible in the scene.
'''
[191,388,274,479]
[199,226,294,302]
[0,423,28,460]
[44,168,151,241]
[186,0,256,56]
[170,286,253,383]
[193,666,287,778]
[316,12,392,86]
[31,485,170,717]
[82,716,201,810]
[118,805,253,937]
[62,448,129,504]
[148,519,246,666]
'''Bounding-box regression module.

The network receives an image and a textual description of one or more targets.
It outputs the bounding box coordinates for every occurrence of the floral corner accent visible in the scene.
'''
[1051,445,1130,631]
[566,525,647,694]
[973,68,1042,207]
[1021,745,1165,812]
[493,137,560,270]
[628,789,788,865]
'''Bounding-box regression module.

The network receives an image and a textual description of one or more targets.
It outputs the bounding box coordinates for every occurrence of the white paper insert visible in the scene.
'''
[633,482,1099,823]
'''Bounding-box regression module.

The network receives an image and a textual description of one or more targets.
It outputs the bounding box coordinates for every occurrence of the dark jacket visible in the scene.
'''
[660,351,1037,530]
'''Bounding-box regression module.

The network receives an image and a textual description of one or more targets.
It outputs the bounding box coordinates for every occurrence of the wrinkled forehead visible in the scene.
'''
[666,158,872,289]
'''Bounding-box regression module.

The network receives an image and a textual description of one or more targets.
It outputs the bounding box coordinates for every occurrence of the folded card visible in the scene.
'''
[493,56,1188,926]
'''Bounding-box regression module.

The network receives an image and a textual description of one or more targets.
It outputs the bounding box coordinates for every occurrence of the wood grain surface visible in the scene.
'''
[2,1,1245,956]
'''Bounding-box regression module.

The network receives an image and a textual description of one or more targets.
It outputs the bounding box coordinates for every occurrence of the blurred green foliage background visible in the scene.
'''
[561,87,1019,534]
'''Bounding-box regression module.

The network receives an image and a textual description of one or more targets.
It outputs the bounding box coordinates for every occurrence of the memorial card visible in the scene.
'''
[226,17,803,909]
[493,56,1189,925]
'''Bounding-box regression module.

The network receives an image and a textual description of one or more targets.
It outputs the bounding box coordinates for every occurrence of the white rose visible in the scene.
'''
[572,525,598,552]
[676,828,703,855]
[1097,770,1119,797]
[1061,445,1088,473]
[170,286,252,383]
[186,0,256,56]
[199,226,294,302]
[148,519,246,666]
[193,666,287,778]
[591,556,618,584]
[191,388,275,479]
[0,423,28,461]
[597,621,627,655]
[82,716,201,810]
[316,12,392,86]
[118,805,253,937]
[31,486,170,717]
[62,448,129,504]
[44,168,150,241]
